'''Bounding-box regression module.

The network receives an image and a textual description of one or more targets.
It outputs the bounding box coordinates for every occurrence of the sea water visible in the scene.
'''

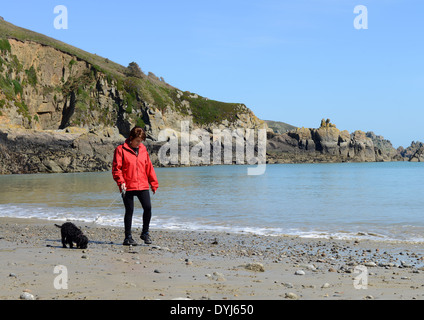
[0,162,423,242]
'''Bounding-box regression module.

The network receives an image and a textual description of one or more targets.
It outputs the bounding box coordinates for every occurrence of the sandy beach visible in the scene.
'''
[1,217,423,301]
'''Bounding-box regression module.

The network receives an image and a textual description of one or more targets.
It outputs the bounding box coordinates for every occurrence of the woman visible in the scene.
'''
[112,126,159,246]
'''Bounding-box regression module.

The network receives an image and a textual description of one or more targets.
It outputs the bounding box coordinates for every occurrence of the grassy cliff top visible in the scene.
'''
[0,19,254,126]
[265,120,297,134]
[0,18,127,78]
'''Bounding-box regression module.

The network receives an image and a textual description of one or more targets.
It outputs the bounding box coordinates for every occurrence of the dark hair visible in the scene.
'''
[129,126,146,141]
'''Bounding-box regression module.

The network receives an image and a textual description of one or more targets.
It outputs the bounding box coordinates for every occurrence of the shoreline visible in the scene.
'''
[1,217,424,300]
[2,211,423,244]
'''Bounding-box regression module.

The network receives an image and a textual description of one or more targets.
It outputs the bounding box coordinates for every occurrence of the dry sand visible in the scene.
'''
[1,217,424,300]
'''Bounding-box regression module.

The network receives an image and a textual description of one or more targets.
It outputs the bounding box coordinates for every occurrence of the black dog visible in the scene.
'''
[55,222,88,249]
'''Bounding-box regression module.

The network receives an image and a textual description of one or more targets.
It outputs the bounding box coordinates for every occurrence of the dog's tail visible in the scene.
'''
[54,224,62,228]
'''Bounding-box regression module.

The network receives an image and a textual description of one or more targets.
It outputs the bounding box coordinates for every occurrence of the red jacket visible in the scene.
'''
[112,139,159,192]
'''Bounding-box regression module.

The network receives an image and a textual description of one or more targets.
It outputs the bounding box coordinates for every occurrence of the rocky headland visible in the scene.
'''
[266,119,406,164]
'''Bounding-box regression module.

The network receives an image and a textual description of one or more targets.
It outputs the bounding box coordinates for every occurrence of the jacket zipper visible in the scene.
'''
[124,143,142,190]
[136,149,139,189]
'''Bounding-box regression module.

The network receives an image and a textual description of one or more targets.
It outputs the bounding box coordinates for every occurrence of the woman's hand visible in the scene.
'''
[120,183,126,193]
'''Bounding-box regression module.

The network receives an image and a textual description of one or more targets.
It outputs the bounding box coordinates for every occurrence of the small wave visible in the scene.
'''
[295,230,424,243]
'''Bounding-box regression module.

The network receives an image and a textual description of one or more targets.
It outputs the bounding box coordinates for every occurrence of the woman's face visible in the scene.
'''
[130,137,143,148]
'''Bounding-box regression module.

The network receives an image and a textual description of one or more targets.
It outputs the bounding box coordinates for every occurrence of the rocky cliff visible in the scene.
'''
[0,36,265,138]
[266,119,404,164]
[0,126,122,174]
[0,20,267,173]
[398,141,424,162]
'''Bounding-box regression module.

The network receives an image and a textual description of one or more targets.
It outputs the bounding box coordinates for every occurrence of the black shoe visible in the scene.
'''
[123,235,138,246]
[140,232,152,244]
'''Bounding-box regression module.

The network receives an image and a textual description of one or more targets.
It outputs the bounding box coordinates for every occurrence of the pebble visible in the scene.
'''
[302,285,316,289]
[154,269,161,273]
[213,272,226,281]
[321,283,331,288]
[299,264,316,271]
[285,292,299,300]
[364,262,377,267]
[295,270,305,275]
[282,282,294,288]
[20,292,35,300]
[244,262,265,272]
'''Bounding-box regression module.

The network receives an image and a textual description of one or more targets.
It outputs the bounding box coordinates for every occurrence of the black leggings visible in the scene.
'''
[122,190,151,237]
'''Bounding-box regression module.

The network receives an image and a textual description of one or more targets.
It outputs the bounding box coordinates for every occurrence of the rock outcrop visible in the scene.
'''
[408,143,424,162]
[0,126,123,174]
[266,119,403,163]
[397,141,424,162]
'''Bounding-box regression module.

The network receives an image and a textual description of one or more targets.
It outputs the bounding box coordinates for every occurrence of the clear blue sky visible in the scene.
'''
[2,0,423,148]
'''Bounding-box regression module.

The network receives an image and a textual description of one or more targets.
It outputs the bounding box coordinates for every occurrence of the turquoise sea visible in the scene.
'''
[0,162,423,242]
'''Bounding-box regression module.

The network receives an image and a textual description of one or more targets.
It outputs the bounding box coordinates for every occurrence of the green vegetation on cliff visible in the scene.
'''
[0,19,248,128]
[265,120,297,134]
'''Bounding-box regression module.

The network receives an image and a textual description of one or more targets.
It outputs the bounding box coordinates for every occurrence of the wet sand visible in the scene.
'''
[1,217,424,300]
